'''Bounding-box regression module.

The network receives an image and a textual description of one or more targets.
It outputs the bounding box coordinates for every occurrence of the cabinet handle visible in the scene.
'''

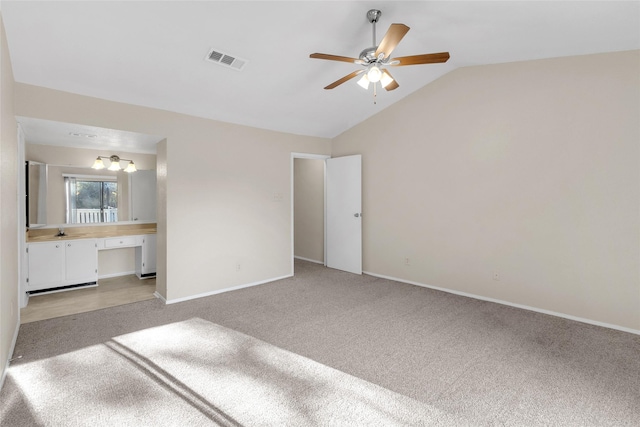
[67,243,71,247]
[55,244,60,248]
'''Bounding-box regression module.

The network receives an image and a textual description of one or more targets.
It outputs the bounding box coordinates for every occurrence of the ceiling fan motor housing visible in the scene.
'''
[359,47,378,62]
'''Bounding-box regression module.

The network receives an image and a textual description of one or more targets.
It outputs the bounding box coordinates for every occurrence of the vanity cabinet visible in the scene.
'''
[95,234,156,278]
[27,239,98,291]
[26,233,156,294]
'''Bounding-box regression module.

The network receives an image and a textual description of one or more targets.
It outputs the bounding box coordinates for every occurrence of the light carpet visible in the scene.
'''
[2,260,639,425]
[2,318,468,426]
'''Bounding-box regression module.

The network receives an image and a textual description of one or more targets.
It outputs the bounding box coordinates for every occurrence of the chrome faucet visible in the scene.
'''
[57,227,65,236]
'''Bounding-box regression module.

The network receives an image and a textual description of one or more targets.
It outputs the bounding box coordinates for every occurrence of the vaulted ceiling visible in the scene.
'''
[2,1,639,147]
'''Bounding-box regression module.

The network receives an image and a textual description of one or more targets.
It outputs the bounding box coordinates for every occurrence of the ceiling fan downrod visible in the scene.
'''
[367,9,381,47]
[367,9,382,105]
[360,9,383,63]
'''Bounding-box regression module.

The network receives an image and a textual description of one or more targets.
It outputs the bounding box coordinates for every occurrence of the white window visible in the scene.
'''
[65,175,118,223]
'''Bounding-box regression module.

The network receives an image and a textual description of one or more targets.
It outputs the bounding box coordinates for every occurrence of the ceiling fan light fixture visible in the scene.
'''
[380,71,394,88]
[357,74,370,89]
[366,65,382,83]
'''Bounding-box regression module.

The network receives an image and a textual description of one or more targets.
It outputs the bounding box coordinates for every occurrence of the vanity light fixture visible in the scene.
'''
[91,155,137,173]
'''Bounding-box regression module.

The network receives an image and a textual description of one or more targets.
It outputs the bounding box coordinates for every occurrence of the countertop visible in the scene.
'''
[27,223,157,243]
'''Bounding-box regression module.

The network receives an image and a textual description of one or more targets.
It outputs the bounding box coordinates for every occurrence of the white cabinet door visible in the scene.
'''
[144,234,157,274]
[27,241,65,290]
[65,239,98,283]
[136,234,157,278]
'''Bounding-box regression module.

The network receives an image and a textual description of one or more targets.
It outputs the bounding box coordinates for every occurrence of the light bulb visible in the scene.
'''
[367,66,382,83]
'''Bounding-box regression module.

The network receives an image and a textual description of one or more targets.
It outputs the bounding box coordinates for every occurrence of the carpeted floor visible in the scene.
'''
[3,318,471,426]
[2,259,639,426]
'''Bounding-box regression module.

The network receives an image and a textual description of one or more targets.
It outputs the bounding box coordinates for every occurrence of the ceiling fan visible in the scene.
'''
[310,9,450,96]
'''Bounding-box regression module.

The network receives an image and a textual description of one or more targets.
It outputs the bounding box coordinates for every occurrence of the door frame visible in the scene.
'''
[290,152,330,275]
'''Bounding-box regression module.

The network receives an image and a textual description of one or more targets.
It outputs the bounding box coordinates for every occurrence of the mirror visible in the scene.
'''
[20,118,161,228]
[26,161,48,227]
[26,163,156,227]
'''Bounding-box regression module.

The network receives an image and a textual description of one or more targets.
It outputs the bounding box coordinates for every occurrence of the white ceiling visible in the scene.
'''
[2,1,639,149]
[16,116,163,154]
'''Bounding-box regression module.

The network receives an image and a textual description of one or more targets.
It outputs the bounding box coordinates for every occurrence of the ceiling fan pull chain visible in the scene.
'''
[373,82,377,104]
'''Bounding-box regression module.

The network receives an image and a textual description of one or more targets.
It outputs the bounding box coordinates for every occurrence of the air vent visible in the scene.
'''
[69,132,97,138]
[204,48,247,71]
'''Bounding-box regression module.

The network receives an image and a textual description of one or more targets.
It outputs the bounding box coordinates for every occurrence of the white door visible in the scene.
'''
[326,155,362,274]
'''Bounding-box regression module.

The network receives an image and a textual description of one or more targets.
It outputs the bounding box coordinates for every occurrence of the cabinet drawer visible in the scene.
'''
[103,236,138,249]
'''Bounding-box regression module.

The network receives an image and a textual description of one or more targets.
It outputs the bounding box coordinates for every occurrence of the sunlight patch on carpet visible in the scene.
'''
[3,318,468,425]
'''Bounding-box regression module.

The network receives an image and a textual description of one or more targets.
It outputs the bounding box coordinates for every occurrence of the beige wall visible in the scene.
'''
[294,158,324,263]
[14,84,332,302]
[98,248,135,277]
[155,139,167,299]
[332,50,640,331]
[0,13,19,383]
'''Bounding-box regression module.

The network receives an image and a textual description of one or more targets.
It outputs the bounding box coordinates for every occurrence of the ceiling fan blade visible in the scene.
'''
[310,53,360,64]
[392,52,450,66]
[375,23,410,59]
[324,70,364,90]
[382,70,399,91]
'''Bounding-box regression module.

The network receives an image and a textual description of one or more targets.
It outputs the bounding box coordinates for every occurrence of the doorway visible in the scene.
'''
[291,153,329,274]
[291,153,363,275]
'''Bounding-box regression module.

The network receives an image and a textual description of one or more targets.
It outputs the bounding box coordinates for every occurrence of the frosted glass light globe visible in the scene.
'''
[367,66,382,83]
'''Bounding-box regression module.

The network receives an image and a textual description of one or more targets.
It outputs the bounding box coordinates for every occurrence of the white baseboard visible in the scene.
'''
[98,271,136,280]
[294,256,324,265]
[153,291,166,303]
[363,271,640,336]
[0,318,21,392]
[20,291,29,309]
[164,274,293,305]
